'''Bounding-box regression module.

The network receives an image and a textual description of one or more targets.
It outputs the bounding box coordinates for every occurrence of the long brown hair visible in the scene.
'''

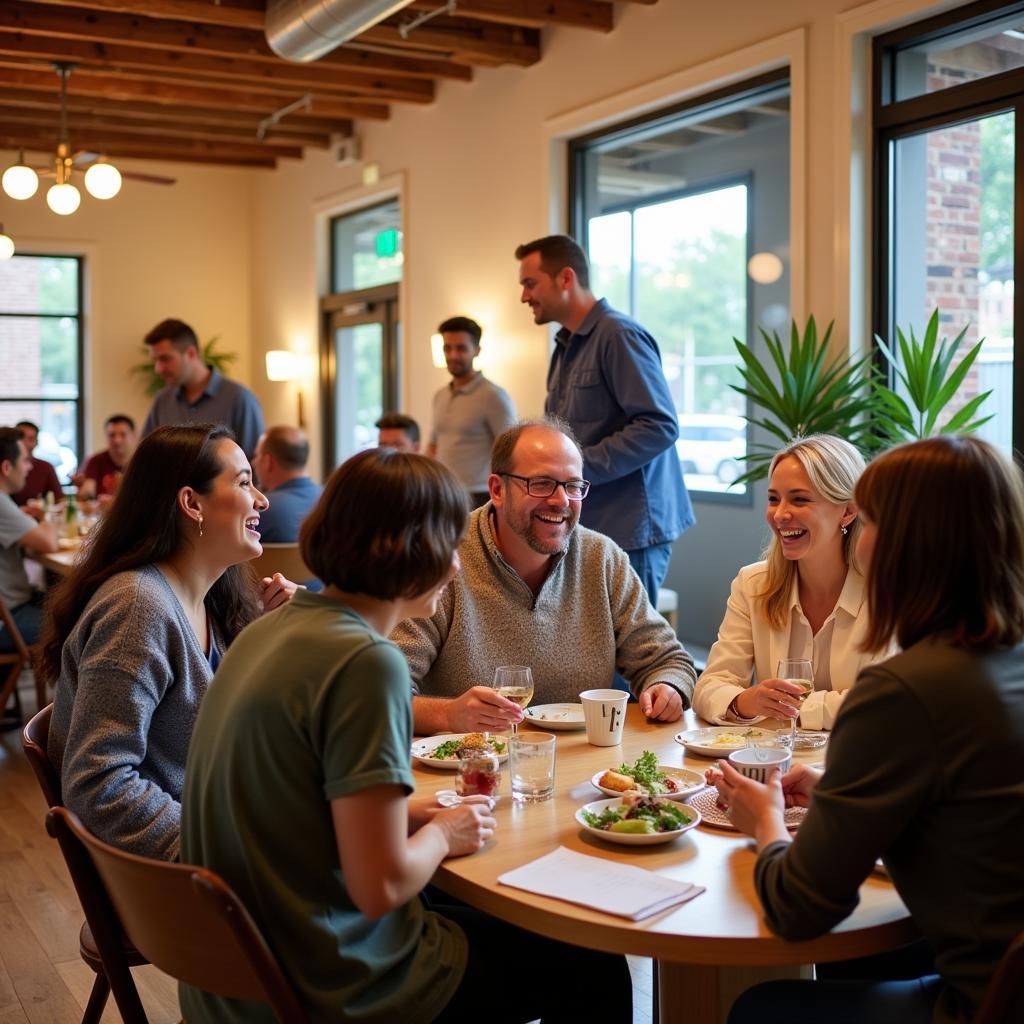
[758,434,866,629]
[40,424,261,684]
[857,436,1024,653]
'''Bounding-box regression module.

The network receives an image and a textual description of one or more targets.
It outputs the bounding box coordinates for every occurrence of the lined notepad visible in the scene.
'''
[497,846,705,921]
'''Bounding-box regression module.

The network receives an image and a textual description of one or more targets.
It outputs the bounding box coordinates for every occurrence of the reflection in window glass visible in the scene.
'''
[331,200,403,291]
[574,82,790,497]
[0,255,81,483]
[890,110,1013,453]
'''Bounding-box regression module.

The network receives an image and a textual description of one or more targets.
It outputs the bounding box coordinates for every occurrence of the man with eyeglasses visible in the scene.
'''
[515,235,694,604]
[392,419,696,734]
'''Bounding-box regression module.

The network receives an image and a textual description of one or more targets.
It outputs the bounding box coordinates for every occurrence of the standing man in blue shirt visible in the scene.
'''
[515,234,694,602]
[251,426,322,543]
[141,318,264,459]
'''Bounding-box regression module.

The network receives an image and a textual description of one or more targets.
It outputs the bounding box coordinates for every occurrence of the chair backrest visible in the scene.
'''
[0,597,30,713]
[48,807,308,1024]
[974,929,1024,1024]
[22,703,60,806]
[250,543,312,584]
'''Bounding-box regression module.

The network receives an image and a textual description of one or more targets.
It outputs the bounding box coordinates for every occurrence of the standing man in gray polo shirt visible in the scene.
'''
[428,316,516,508]
[141,318,265,459]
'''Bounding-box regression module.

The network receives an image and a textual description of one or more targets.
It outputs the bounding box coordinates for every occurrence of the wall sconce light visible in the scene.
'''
[266,350,314,428]
[747,251,784,285]
[430,333,446,369]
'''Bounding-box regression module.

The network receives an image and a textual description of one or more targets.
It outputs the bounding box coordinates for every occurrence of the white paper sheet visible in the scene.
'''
[497,846,705,921]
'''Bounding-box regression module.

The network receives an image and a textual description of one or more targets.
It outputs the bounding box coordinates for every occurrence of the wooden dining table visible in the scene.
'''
[413,705,916,1024]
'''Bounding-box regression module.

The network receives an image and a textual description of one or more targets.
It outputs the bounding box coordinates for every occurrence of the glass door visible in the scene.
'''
[320,283,400,472]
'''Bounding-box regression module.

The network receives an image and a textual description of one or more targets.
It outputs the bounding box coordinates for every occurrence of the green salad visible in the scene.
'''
[617,751,677,795]
[582,794,692,835]
[428,734,506,760]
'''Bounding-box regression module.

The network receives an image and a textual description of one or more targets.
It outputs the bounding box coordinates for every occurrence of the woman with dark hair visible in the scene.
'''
[714,436,1024,1024]
[180,447,633,1024]
[45,424,295,861]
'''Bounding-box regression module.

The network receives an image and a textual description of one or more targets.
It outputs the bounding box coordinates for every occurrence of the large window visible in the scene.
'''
[0,254,83,485]
[571,74,790,500]
[875,0,1024,455]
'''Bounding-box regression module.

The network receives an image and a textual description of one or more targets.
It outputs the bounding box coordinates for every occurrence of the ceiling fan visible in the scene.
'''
[1,62,176,215]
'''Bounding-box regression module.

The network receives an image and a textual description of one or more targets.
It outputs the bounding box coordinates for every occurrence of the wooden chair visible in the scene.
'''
[974,929,1024,1024]
[251,542,313,583]
[47,806,308,1024]
[0,596,31,722]
[22,705,150,1024]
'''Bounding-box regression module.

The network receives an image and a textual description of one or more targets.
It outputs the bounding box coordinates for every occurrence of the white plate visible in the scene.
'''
[523,704,585,730]
[590,766,705,801]
[576,797,700,846]
[674,726,776,758]
[410,734,509,770]
[688,787,808,831]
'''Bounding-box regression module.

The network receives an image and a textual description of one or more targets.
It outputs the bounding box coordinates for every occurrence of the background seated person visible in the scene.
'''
[11,420,62,507]
[376,411,421,452]
[392,417,696,735]
[716,436,1024,1024]
[181,446,632,1024]
[75,413,136,503]
[0,427,59,655]
[693,434,885,732]
[250,425,321,543]
[43,424,295,860]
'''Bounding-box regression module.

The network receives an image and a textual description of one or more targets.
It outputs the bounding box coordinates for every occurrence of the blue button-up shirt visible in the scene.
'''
[142,366,265,459]
[259,476,322,544]
[545,299,694,551]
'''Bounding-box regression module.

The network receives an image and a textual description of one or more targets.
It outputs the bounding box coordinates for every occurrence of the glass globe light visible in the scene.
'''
[2,162,39,200]
[0,230,13,260]
[84,161,122,200]
[47,181,81,216]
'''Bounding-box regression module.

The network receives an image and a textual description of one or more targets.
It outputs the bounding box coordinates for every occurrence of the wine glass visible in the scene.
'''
[493,665,534,735]
[776,658,814,745]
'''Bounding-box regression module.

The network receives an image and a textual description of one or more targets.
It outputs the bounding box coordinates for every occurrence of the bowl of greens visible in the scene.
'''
[591,750,705,801]
[576,793,700,846]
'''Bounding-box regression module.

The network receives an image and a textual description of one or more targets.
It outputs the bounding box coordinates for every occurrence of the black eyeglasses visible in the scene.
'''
[503,473,591,500]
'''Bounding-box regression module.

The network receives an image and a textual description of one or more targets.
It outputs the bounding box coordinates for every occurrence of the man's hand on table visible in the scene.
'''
[445,685,524,733]
[639,683,683,722]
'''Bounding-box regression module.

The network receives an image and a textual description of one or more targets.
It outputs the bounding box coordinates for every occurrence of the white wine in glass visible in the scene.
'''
[493,665,534,734]
[776,658,813,743]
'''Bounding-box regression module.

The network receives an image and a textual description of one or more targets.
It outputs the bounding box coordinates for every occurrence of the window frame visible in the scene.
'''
[0,251,85,473]
[872,0,1024,456]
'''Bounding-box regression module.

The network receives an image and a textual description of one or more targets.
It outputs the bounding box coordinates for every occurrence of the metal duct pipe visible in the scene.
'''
[266,0,415,63]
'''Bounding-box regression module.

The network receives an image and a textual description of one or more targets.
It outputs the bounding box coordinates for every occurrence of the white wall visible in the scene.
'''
[0,154,254,450]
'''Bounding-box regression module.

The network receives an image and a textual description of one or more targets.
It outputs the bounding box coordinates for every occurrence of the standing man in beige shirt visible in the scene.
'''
[428,317,516,508]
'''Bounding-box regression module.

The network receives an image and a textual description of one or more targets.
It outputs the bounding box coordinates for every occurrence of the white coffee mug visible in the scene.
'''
[578,688,628,746]
[727,746,791,783]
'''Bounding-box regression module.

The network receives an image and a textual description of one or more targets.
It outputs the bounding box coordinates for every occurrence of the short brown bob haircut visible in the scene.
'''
[856,435,1024,653]
[300,447,467,599]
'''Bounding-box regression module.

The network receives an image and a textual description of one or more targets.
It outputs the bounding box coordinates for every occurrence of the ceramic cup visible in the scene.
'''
[579,688,628,746]
[727,745,791,783]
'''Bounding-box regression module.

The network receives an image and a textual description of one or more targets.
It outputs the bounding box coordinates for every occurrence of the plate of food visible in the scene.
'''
[576,794,700,846]
[674,726,775,758]
[523,703,585,730]
[591,750,704,801]
[411,733,508,769]
[688,786,808,831]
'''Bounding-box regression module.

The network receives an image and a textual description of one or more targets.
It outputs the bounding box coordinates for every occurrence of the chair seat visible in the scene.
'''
[80,920,149,972]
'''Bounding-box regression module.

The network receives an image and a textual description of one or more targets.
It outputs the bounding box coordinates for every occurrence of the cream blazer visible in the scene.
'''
[693,561,888,730]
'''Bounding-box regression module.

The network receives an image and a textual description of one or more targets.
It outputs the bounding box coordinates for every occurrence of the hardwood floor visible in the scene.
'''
[0,672,653,1024]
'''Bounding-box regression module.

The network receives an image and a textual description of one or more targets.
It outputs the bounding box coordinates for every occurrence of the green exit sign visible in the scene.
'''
[375,229,400,258]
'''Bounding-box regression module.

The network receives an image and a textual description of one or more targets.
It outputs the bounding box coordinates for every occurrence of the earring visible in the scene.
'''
[841,523,849,536]
[197,513,204,538]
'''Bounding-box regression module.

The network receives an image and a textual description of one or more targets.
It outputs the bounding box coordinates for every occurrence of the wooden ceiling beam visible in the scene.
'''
[0,30,436,102]
[366,18,539,65]
[0,88,352,135]
[10,3,473,81]
[0,106,331,148]
[19,0,266,31]
[0,132,279,167]
[406,0,612,32]
[0,66,390,120]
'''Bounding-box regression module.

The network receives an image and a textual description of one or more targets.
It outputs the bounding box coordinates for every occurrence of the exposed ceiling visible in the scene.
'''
[0,0,656,170]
